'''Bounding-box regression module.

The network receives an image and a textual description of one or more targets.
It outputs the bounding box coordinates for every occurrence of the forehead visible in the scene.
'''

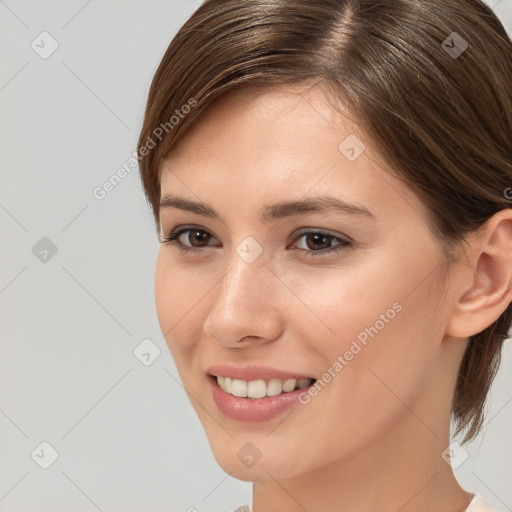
[160,83,428,229]
[167,82,355,160]
[162,84,361,186]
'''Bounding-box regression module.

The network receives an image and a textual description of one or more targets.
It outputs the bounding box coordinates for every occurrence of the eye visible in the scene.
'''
[159,226,219,254]
[160,226,352,257]
[290,230,352,257]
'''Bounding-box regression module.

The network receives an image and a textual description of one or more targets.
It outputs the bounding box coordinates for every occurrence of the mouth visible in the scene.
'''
[207,367,318,422]
[208,374,317,399]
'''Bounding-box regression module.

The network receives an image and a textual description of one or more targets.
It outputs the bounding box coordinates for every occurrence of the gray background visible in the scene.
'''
[0,1,511,511]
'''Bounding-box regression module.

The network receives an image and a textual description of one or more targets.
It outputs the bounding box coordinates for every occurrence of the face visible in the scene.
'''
[154,83,458,482]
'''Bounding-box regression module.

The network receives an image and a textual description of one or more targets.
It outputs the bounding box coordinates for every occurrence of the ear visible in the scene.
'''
[446,209,512,339]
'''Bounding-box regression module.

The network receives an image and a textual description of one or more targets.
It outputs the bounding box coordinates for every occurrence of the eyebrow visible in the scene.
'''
[159,194,376,222]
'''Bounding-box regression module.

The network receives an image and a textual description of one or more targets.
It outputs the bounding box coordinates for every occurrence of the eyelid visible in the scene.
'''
[162,224,218,238]
[161,225,351,244]
[291,227,353,243]
[160,224,353,258]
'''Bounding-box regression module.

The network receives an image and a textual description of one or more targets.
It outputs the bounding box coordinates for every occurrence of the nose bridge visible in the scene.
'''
[216,246,268,313]
[203,241,281,344]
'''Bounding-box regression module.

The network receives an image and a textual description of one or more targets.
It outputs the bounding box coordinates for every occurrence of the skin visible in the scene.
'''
[154,82,512,512]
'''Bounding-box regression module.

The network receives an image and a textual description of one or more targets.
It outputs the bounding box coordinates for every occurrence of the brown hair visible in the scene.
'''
[137,0,512,442]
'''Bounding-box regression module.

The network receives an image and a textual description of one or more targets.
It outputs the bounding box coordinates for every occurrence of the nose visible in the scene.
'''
[203,249,284,348]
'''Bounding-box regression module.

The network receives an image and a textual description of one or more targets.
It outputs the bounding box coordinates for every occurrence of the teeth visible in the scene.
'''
[267,378,283,396]
[282,379,296,392]
[247,379,267,398]
[216,376,314,398]
[231,379,247,397]
[297,378,310,389]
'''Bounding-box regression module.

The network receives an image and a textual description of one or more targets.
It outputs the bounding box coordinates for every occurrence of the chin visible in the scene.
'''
[205,433,311,482]
[213,450,297,482]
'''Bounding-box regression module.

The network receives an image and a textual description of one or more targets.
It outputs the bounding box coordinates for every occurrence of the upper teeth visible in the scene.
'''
[216,376,313,399]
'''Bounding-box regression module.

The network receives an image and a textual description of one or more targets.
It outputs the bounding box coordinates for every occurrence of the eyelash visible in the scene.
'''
[159,225,353,257]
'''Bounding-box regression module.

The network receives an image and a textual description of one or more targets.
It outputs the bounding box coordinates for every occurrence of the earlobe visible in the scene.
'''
[445,210,512,339]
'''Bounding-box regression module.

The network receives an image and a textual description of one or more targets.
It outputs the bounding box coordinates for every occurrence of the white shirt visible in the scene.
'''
[467,495,501,511]
[232,494,499,512]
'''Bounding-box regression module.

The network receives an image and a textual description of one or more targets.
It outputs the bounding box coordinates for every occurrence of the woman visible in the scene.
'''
[137,1,512,511]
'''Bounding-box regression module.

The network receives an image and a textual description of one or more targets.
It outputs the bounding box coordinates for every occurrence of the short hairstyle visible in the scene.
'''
[137,0,512,442]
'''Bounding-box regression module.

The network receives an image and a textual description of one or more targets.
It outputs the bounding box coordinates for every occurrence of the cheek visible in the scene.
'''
[285,253,443,404]
[280,255,406,352]
[272,273,442,466]
[154,252,206,365]
[154,253,175,337]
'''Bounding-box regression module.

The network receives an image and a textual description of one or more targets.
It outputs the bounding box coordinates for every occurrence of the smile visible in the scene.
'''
[214,375,315,399]
[208,372,318,422]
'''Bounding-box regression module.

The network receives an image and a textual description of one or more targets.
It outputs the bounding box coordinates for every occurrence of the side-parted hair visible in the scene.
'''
[137,0,512,442]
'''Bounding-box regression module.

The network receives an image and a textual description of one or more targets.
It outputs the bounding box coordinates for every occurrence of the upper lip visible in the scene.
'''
[206,364,315,381]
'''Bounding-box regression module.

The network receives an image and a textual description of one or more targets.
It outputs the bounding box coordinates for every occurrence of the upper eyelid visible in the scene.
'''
[166,225,220,242]
[164,225,351,244]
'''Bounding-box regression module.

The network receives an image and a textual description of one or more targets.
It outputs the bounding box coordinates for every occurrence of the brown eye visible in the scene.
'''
[181,229,214,247]
[292,230,352,257]
[302,233,332,251]
[160,227,219,250]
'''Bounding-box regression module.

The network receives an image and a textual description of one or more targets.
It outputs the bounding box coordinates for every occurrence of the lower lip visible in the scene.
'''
[208,375,315,422]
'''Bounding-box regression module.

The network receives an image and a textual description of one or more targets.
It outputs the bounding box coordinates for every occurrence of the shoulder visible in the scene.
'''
[466,495,502,512]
